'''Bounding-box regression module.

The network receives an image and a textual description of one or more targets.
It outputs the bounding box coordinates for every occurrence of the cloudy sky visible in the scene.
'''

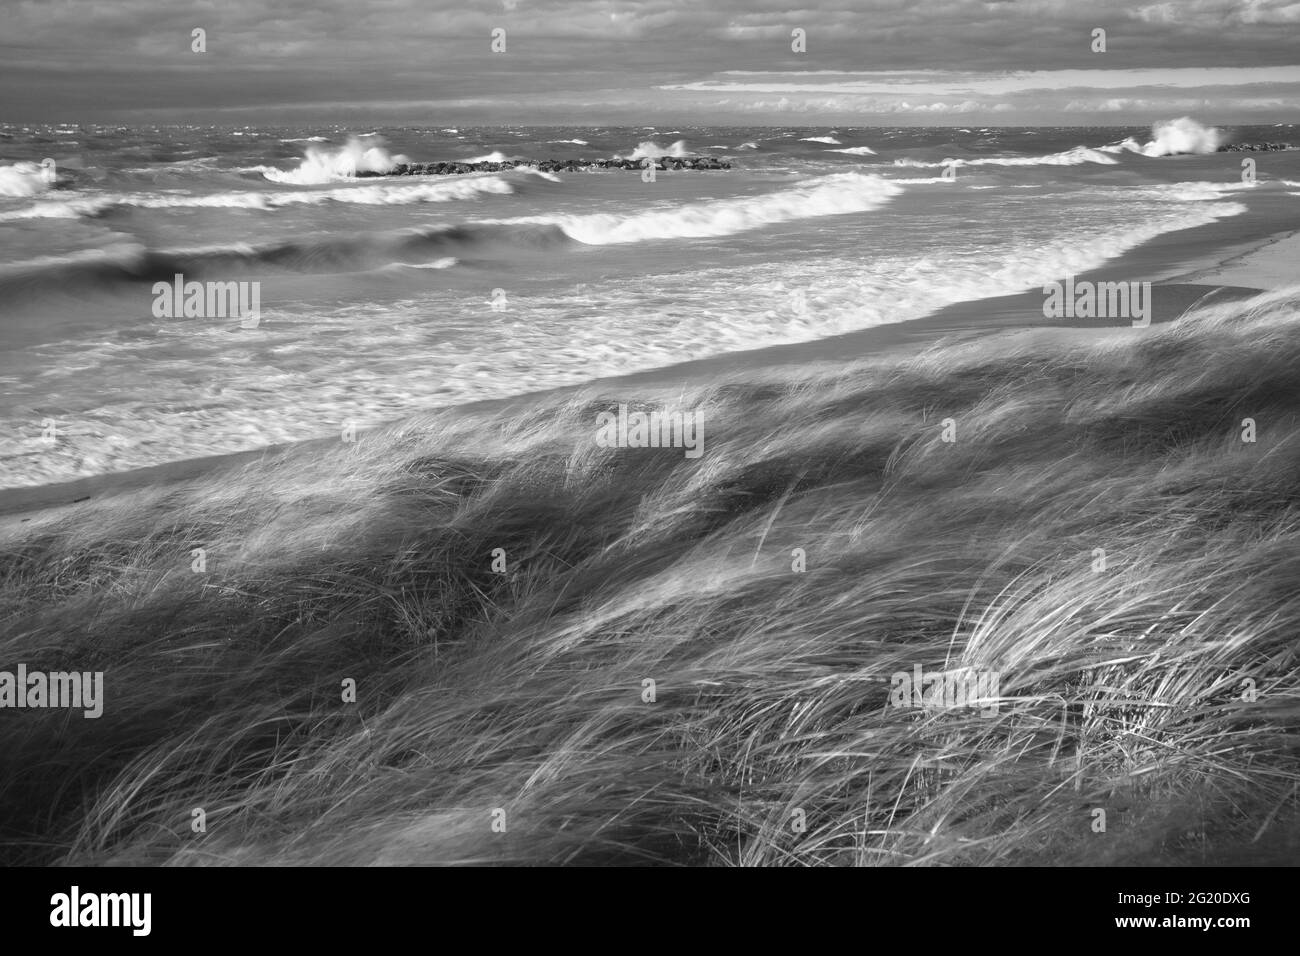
[1,0,1297,125]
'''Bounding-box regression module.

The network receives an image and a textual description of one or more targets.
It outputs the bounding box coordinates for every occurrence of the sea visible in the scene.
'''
[1,120,1298,488]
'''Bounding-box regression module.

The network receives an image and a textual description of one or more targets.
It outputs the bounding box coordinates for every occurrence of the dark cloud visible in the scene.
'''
[0,0,1296,123]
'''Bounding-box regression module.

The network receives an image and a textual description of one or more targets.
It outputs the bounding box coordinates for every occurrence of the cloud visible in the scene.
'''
[665,66,1300,95]
[0,0,1296,122]
[654,67,1300,120]
[1133,0,1300,24]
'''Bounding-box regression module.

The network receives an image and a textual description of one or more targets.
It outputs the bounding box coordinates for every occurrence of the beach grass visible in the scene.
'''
[2,286,1299,865]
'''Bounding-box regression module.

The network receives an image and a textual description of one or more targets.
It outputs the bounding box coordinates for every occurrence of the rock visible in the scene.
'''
[353,155,736,177]
[1217,142,1292,152]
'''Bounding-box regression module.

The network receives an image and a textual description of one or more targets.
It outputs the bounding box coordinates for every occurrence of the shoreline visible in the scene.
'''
[2,215,1295,523]
[1165,226,1300,289]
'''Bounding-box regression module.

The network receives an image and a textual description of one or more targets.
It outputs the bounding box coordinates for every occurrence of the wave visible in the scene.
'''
[0,243,148,277]
[462,150,524,163]
[509,171,901,245]
[260,136,405,184]
[0,176,517,221]
[1098,120,1226,158]
[0,198,1259,489]
[893,146,1118,168]
[281,136,330,144]
[0,221,573,300]
[1138,117,1224,157]
[1098,137,1144,155]
[2,171,904,299]
[829,146,877,156]
[729,200,1250,345]
[547,139,589,146]
[385,257,459,271]
[0,161,53,198]
[0,195,118,220]
[617,139,691,161]
[800,136,842,145]
[121,156,224,174]
[1121,181,1258,202]
[518,168,563,183]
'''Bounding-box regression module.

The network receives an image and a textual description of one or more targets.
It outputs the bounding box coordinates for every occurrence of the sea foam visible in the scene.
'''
[261,136,404,184]
[506,171,902,245]
[0,162,53,198]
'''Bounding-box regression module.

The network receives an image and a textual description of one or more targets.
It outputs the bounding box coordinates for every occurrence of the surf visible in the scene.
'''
[259,136,405,184]
[0,162,54,198]
[0,175,520,221]
[892,146,1119,168]
[508,171,903,245]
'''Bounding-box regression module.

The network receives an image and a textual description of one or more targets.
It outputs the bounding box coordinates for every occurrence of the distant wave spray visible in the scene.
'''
[0,162,53,198]
[1138,117,1225,157]
[617,140,692,161]
[261,136,404,184]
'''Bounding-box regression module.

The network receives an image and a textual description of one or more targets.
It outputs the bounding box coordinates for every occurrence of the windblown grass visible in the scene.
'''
[2,287,1299,866]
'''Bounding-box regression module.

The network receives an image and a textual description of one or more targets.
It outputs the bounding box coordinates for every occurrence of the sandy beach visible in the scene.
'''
[1171,226,1300,289]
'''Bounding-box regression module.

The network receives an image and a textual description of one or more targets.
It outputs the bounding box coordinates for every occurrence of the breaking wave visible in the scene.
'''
[617,140,692,161]
[259,136,404,184]
[0,176,517,221]
[515,171,902,245]
[893,146,1118,168]
[1138,117,1225,157]
[0,161,53,198]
